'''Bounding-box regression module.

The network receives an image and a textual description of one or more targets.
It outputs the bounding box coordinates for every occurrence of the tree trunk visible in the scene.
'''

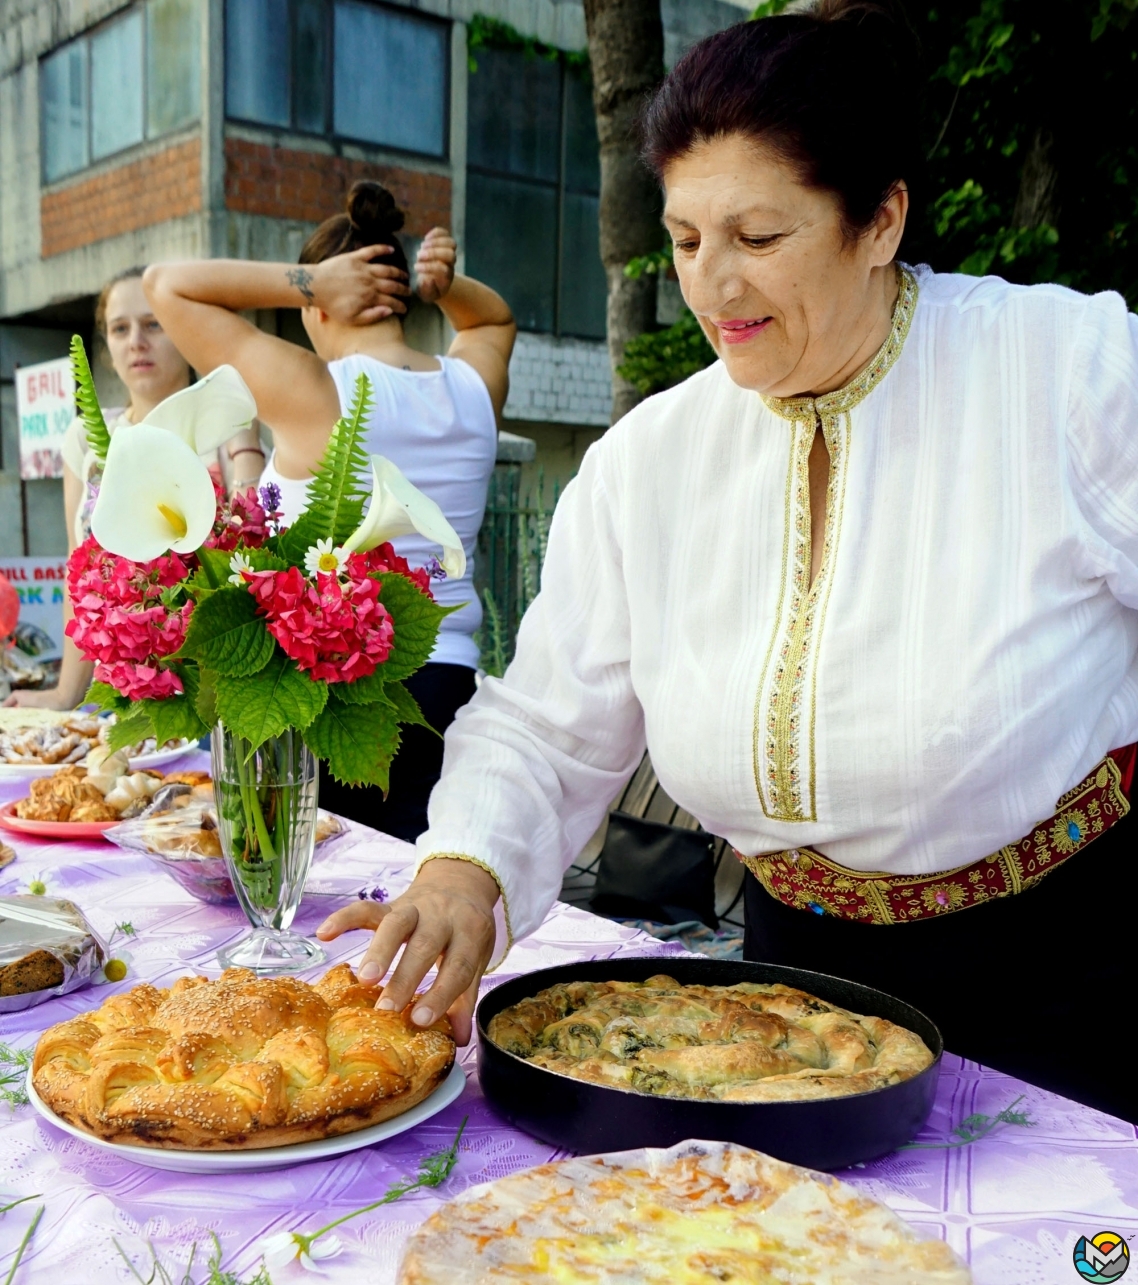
[583,0,666,425]
[1013,127,1059,229]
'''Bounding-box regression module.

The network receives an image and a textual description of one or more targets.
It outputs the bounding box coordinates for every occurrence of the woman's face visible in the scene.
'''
[104,276,190,406]
[662,134,906,397]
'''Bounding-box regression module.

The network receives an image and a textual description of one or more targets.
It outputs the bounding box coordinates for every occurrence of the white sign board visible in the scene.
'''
[16,357,75,480]
[0,557,68,661]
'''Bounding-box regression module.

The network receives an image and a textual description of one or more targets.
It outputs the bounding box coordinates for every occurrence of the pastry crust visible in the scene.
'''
[32,964,455,1150]
[399,1140,971,1283]
[487,975,933,1104]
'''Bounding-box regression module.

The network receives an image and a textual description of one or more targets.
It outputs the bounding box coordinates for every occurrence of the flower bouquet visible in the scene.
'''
[65,338,461,971]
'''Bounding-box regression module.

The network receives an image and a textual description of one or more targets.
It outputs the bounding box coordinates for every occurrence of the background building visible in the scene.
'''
[0,0,745,559]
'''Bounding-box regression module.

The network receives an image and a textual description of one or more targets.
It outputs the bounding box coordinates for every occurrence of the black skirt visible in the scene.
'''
[744,805,1137,1123]
[318,662,476,844]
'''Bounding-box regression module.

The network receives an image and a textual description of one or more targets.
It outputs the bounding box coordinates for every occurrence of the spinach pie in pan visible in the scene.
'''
[32,964,455,1149]
[487,974,933,1102]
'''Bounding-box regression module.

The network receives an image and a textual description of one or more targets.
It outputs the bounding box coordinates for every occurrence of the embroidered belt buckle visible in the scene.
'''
[736,745,1135,926]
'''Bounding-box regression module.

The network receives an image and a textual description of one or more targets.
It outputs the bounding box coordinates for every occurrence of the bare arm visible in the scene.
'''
[5,465,92,709]
[143,251,411,469]
[414,230,516,417]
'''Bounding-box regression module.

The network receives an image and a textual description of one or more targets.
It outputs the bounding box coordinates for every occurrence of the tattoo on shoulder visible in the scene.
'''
[286,267,316,305]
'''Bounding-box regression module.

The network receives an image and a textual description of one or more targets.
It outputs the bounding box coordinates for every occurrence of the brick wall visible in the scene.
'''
[504,333,612,427]
[224,138,451,236]
[40,139,202,258]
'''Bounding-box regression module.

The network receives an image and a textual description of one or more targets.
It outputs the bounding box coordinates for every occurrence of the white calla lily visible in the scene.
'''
[91,423,217,560]
[343,455,466,579]
[141,365,257,454]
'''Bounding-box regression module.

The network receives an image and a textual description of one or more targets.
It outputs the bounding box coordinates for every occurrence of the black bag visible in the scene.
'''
[589,810,718,928]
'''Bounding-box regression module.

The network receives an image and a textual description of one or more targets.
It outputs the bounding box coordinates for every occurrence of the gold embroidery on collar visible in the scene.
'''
[752,267,919,823]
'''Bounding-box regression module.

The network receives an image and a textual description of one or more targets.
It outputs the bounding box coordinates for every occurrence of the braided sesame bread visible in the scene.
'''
[32,964,455,1149]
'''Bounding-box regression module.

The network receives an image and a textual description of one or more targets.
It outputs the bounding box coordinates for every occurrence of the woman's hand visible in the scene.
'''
[315,857,500,1045]
[309,246,412,324]
[3,687,76,710]
[415,228,457,304]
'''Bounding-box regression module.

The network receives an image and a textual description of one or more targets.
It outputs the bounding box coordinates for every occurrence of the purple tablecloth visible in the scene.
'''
[2,756,1136,1283]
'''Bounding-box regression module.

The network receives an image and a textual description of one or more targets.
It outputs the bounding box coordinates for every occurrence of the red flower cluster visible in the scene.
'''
[206,485,274,552]
[346,542,433,597]
[246,565,395,684]
[65,536,192,700]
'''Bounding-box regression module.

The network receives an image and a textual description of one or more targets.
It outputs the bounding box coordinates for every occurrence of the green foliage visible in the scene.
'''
[142,668,209,746]
[901,1094,1035,1149]
[180,588,276,678]
[114,1233,272,1285]
[749,0,790,17]
[185,547,238,598]
[279,375,372,562]
[383,678,434,733]
[372,572,453,683]
[0,1042,32,1108]
[215,654,327,751]
[478,589,508,679]
[468,13,588,72]
[304,694,401,789]
[623,247,675,280]
[617,310,716,396]
[84,680,132,715]
[194,666,218,729]
[106,707,156,753]
[70,336,111,464]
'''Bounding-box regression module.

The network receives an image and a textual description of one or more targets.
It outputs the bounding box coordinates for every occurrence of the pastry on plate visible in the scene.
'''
[399,1139,971,1283]
[488,975,933,1103]
[32,964,455,1149]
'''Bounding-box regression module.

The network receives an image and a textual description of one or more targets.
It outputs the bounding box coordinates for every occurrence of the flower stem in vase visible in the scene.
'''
[213,725,324,974]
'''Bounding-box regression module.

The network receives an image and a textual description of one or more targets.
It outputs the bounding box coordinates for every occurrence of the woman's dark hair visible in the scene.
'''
[95,265,147,336]
[641,0,921,241]
[299,179,409,277]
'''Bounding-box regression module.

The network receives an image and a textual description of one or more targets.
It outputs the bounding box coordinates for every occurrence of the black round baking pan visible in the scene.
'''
[476,956,942,1171]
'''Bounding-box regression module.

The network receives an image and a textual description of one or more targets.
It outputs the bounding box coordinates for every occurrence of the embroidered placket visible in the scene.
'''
[753,267,919,823]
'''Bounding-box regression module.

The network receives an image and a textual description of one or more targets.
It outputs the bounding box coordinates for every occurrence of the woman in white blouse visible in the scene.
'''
[325,1,1135,1118]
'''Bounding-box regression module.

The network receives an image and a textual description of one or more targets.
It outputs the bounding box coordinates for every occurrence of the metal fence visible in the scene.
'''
[474,464,559,674]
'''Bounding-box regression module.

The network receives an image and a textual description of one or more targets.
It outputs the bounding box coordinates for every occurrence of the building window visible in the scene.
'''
[466,47,606,341]
[225,0,449,159]
[40,0,201,184]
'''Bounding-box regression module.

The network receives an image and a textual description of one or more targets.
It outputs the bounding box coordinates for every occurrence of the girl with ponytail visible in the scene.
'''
[143,180,516,841]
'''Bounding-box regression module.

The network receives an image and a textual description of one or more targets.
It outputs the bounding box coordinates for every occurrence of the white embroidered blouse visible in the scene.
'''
[416,266,1138,956]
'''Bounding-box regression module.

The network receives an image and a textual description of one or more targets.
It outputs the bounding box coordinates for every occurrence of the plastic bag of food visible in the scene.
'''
[104,796,349,904]
[0,896,107,1012]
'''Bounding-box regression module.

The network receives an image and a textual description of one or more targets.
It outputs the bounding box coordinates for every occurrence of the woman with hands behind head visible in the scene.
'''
[144,185,515,991]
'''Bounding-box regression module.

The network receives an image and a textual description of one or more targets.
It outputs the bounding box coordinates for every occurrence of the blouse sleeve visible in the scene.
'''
[414,436,646,962]
[1066,291,1138,607]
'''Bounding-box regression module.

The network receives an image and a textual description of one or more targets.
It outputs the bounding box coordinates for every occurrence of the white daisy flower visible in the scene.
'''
[304,539,346,578]
[228,551,254,586]
[261,1231,342,1272]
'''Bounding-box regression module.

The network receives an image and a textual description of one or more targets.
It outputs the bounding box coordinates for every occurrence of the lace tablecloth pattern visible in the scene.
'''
[1,759,1136,1284]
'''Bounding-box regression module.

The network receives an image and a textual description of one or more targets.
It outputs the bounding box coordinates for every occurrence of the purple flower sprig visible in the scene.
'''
[424,556,447,581]
[357,885,388,903]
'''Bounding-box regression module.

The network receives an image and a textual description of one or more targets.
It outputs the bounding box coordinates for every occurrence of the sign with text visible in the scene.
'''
[0,557,68,660]
[16,357,75,479]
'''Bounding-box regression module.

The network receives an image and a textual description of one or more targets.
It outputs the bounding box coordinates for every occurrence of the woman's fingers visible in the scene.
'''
[444,981,480,1047]
[357,900,422,984]
[315,900,388,939]
[410,917,492,1029]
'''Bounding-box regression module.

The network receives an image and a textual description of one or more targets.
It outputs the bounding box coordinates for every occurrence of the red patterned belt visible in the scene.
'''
[736,745,1135,926]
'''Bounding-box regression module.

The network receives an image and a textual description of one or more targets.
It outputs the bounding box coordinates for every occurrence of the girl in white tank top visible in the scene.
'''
[144,180,516,839]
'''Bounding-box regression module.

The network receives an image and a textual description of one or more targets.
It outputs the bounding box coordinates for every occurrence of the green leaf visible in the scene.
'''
[374,573,452,683]
[384,679,436,734]
[329,668,390,706]
[280,374,372,554]
[304,693,400,789]
[71,335,111,464]
[84,680,132,714]
[107,708,156,753]
[140,667,209,745]
[180,587,276,677]
[238,545,289,573]
[215,654,328,750]
[195,666,219,728]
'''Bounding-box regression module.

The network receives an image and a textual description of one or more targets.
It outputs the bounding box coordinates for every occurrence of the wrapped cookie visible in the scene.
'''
[0,896,107,1012]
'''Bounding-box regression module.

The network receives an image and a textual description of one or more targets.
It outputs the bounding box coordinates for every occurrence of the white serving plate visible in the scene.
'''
[27,1060,466,1173]
[0,740,196,779]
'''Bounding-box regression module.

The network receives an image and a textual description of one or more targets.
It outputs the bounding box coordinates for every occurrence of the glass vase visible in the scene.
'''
[211,725,326,974]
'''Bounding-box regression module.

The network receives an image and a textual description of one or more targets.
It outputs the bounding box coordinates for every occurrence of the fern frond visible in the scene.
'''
[303,373,373,545]
[71,335,111,463]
